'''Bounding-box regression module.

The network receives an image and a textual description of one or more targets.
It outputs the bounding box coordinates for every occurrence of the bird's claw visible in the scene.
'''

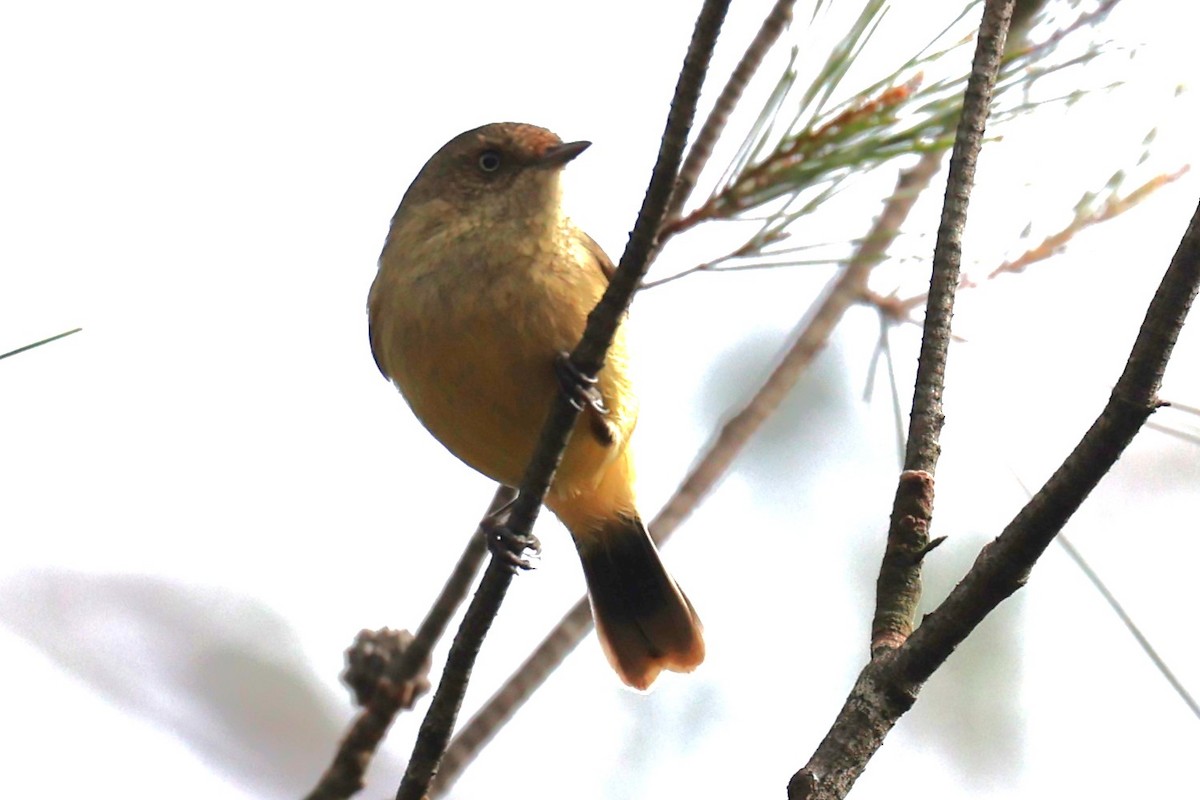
[483,516,542,572]
[555,352,607,415]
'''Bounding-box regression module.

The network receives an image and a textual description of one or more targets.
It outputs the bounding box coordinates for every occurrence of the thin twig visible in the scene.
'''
[1144,419,1200,446]
[1164,399,1200,417]
[0,328,82,362]
[304,486,512,800]
[663,0,798,229]
[985,168,1191,281]
[391,4,731,799]
[429,149,947,800]
[868,0,1014,659]
[1009,467,1200,719]
[1057,533,1200,720]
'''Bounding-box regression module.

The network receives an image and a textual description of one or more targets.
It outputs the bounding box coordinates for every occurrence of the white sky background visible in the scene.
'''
[2,1,1199,799]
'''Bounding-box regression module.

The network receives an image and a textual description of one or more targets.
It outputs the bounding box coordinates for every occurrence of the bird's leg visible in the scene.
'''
[554,352,608,415]
[481,495,541,571]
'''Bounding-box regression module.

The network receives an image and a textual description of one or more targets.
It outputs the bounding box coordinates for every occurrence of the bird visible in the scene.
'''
[366,122,704,690]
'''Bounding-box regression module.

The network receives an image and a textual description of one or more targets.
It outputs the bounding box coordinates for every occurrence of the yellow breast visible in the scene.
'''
[368,199,637,495]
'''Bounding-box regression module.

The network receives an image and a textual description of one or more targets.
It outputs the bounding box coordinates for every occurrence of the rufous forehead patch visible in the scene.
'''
[484,123,562,158]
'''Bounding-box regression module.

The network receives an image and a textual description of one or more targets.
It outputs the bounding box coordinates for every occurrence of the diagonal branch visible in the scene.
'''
[897,195,1200,682]
[304,486,512,800]
[869,0,1014,659]
[0,327,83,362]
[429,149,947,800]
[1056,532,1200,720]
[391,3,731,799]
[792,191,1200,800]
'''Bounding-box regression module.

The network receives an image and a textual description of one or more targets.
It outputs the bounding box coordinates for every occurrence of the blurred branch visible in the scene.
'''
[792,97,1200,800]
[1144,419,1200,446]
[1058,532,1200,719]
[304,486,512,800]
[983,166,1191,282]
[870,165,1192,325]
[1146,397,1200,445]
[0,327,82,362]
[1164,399,1200,417]
[391,3,730,799]
[664,0,798,228]
[867,0,1013,661]
[429,146,947,800]
[1011,462,1200,720]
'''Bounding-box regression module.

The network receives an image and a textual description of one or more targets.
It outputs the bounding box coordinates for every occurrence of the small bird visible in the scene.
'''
[367,122,704,690]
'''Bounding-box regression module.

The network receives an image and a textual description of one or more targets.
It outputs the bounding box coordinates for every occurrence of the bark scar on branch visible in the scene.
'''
[871,469,935,655]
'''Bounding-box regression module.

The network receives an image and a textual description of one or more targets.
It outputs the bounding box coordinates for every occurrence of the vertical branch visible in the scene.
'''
[391,3,731,799]
[792,3,1017,796]
[905,4,1013,474]
[870,0,1016,657]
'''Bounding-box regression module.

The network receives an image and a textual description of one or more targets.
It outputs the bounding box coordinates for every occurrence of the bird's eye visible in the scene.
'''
[478,150,502,173]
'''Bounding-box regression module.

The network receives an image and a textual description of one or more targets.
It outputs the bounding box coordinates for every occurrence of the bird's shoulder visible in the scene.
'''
[574,228,615,283]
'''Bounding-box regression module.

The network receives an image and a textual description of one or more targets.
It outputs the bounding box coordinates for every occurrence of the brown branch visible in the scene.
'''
[904,202,1200,637]
[304,486,512,800]
[390,4,731,799]
[985,167,1192,281]
[430,600,593,796]
[653,153,946,541]
[868,0,1014,659]
[428,149,947,800]
[663,0,798,229]
[792,192,1200,800]
[793,12,1200,800]
[903,3,1011,474]
[873,166,1193,323]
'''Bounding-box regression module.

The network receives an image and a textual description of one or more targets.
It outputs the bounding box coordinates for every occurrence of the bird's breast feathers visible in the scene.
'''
[369,210,636,488]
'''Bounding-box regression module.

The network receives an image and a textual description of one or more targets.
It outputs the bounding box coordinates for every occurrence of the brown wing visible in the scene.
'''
[366,286,392,380]
[368,318,388,379]
[579,230,615,283]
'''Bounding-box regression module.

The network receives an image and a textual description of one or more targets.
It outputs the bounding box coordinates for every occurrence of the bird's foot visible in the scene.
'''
[482,510,541,572]
[554,352,607,415]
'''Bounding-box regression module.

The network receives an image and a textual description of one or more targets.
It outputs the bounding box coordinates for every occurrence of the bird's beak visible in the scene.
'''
[536,140,591,168]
